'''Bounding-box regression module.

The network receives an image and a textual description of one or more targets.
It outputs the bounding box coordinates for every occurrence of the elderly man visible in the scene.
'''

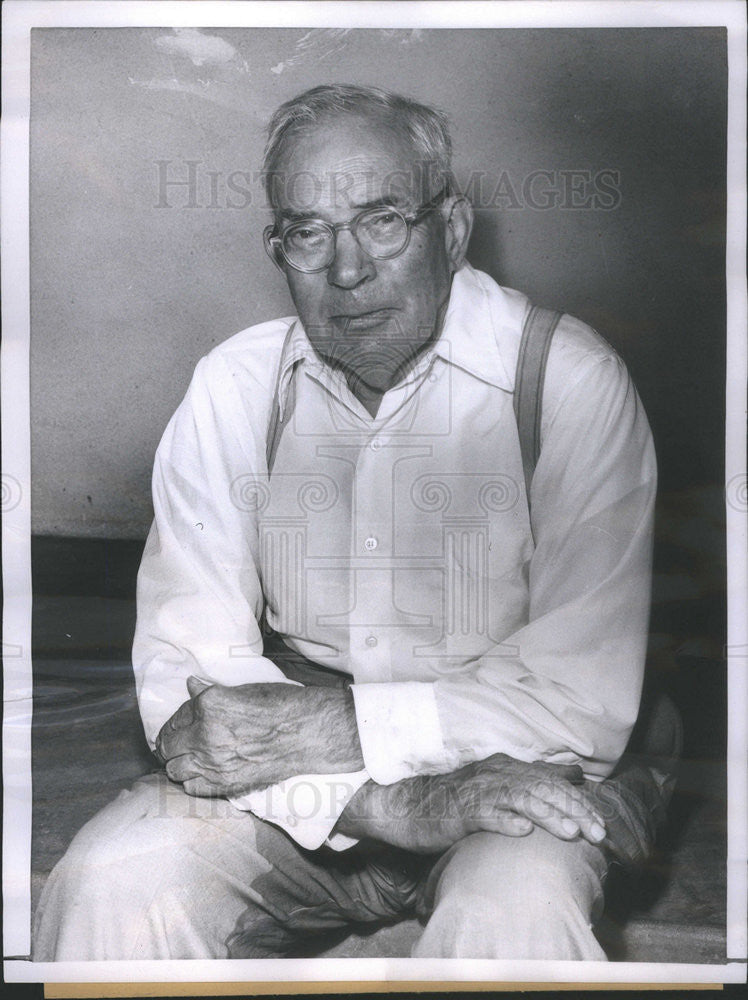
[34,84,665,961]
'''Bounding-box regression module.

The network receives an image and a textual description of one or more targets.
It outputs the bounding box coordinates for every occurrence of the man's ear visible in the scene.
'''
[443,196,473,271]
[263,225,288,274]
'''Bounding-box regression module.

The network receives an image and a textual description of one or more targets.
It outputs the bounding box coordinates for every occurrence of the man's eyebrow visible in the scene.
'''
[354,195,410,211]
[278,196,410,224]
[278,208,318,223]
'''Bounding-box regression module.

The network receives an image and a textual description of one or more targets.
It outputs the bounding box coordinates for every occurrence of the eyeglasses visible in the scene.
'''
[264,189,447,273]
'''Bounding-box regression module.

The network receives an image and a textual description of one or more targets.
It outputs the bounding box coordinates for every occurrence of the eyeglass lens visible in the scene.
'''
[282,208,409,269]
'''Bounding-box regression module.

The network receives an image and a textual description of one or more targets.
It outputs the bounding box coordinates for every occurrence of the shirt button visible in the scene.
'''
[370,439,381,451]
[364,536,378,551]
[365,635,378,648]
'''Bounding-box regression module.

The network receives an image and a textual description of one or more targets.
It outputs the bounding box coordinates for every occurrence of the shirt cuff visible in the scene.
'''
[229,770,369,851]
[351,681,455,784]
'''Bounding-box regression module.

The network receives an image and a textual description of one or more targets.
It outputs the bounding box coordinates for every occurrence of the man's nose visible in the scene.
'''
[326,228,376,288]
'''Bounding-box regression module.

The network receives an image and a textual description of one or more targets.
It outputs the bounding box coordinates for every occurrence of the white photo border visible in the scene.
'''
[2,0,746,987]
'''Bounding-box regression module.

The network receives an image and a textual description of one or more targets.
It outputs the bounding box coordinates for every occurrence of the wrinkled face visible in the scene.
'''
[270,115,457,395]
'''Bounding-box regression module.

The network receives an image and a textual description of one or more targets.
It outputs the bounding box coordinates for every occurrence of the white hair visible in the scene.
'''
[262,83,454,208]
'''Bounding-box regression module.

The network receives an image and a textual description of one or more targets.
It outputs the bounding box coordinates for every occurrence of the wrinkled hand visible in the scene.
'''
[156,676,363,797]
[336,753,607,853]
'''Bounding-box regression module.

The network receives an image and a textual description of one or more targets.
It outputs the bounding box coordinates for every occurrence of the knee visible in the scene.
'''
[433,857,584,934]
[33,779,199,959]
[46,815,173,907]
[445,828,602,900]
[46,780,188,898]
[499,848,593,916]
[414,830,607,960]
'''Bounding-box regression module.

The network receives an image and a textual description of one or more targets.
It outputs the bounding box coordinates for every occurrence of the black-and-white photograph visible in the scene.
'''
[2,0,746,988]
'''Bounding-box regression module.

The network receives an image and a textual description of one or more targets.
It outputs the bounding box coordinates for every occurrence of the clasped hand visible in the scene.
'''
[337,754,607,852]
[157,679,608,855]
[154,677,291,797]
[155,676,362,797]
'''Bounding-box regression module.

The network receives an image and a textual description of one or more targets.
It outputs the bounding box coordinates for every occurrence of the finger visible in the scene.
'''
[524,776,607,831]
[571,806,607,845]
[183,776,219,797]
[158,727,196,761]
[168,698,196,729]
[523,792,606,844]
[165,754,203,784]
[158,706,199,758]
[520,798,583,841]
[187,675,212,699]
[500,784,582,840]
[530,761,584,785]
[480,809,534,837]
[157,701,196,756]
[524,783,606,838]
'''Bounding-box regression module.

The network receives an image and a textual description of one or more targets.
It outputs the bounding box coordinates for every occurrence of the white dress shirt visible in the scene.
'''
[133,263,656,850]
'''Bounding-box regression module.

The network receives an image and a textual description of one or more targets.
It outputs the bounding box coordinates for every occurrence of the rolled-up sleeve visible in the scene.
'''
[351,351,656,784]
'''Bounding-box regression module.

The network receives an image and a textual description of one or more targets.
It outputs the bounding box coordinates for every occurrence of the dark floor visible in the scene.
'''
[30,535,729,962]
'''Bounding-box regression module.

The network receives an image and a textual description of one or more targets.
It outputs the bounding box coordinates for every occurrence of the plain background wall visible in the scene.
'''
[30,26,727,538]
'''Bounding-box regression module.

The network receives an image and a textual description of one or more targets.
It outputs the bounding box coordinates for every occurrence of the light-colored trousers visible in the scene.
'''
[33,772,608,961]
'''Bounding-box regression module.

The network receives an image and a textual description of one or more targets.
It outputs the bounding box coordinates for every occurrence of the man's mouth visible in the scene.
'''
[330,308,394,331]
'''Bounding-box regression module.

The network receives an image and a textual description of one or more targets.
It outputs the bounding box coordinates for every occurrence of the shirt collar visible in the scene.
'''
[275,321,319,418]
[275,262,528,412]
[433,263,526,392]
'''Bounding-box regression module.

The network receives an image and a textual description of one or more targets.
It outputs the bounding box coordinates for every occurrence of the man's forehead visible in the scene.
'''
[270,117,425,214]
[274,166,417,215]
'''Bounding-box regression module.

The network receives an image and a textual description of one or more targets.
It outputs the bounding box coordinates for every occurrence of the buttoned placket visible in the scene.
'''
[275,340,443,680]
[343,353,439,681]
[347,430,393,681]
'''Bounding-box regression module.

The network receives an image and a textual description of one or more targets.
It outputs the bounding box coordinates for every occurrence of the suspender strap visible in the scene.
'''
[513,305,562,500]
